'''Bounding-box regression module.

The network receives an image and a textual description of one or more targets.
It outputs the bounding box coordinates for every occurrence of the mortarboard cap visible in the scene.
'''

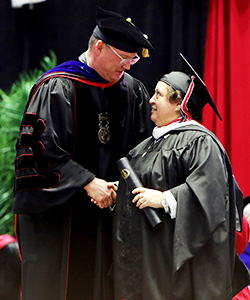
[160,53,222,120]
[93,6,154,56]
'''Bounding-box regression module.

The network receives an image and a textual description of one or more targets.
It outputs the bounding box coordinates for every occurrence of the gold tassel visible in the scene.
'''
[126,19,150,57]
[142,48,149,58]
[142,34,150,57]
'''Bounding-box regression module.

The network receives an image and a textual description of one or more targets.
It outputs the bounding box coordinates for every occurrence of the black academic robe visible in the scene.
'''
[113,124,250,300]
[13,71,153,300]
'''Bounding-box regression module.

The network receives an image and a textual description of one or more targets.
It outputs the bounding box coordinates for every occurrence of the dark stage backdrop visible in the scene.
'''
[0,0,208,96]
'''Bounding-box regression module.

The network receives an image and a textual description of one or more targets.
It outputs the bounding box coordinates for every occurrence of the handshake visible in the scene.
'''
[84,177,118,209]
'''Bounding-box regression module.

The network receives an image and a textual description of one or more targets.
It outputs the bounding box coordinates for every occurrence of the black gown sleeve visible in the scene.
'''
[120,74,154,154]
[13,77,95,213]
[168,134,229,272]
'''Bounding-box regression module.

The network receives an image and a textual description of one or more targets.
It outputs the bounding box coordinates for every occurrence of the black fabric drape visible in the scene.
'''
[0,0,208,95]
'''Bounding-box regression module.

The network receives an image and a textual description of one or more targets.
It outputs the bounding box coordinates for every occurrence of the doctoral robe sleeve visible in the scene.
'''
[168,134,229,272]
[121,74,153,154]
[13,77,95,213]
[133,78,153,139]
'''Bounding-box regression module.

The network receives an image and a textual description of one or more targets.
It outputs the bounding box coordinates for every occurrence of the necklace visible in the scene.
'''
[98,112,111,144]
[89,86,111,145]
[141,140,154,157]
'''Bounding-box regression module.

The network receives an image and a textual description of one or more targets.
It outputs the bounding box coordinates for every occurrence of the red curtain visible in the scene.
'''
[203,0,250,197]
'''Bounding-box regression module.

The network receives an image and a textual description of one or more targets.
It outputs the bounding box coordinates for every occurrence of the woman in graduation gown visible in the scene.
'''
[113,54,250,300]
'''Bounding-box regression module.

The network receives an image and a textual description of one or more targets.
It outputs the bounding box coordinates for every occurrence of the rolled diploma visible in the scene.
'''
[117,157,163,228]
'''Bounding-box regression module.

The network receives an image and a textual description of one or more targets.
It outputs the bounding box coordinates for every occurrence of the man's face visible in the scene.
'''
[96,43,138,82]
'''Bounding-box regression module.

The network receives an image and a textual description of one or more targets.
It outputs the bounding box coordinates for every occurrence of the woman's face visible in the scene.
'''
[149,81,181,127]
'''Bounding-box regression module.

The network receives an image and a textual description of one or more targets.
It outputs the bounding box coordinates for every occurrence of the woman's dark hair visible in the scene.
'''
[167,85,182,105]
[167,85,202,122]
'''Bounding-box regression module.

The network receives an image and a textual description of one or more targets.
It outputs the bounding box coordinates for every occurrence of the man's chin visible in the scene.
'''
[105,71,124,83]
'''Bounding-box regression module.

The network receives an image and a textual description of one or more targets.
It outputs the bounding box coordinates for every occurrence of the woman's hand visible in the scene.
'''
[107,182,118,205]
[85,178,117,208]
[132,187,163,209]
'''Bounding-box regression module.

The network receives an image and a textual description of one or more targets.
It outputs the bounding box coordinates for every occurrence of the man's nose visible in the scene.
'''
[123,61,131,70]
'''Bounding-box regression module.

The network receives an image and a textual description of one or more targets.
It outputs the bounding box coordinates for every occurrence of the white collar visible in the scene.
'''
[152,120,205,140]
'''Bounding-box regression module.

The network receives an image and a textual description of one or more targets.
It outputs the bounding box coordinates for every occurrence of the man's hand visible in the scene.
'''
[84,178,117,208]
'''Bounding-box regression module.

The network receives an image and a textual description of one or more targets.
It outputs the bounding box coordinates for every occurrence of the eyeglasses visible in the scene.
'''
[107,45,140,67]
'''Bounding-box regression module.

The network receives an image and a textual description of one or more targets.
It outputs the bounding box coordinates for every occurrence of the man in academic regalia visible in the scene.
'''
[13,6,154,300]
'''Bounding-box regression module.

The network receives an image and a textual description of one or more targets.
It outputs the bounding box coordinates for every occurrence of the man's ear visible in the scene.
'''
[95,40,105,54]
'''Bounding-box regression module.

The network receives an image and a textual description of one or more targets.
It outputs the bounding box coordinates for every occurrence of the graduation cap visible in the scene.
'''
[93,6,154,56]
[160,53,222,121]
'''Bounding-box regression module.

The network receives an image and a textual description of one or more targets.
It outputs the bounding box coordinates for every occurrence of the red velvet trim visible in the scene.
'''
[22,124,34,129]
[17,153,33,158]
[15,153,35,172]
[37,118,46,132]
[52,74,119,87]
[14,172,60,193]
[15,215,22,261]
[37,140,45,153]
[21,132,33,137]
[28,73,120,107]
[19,133,34,149]
[181,80,194,120]
[21,113,45,133]
[25,112,37,116]
[72,81,77,159]
[168,117,183,126]
[15,155,51,182]
[18,134,45,155]
[22,112,38,127]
